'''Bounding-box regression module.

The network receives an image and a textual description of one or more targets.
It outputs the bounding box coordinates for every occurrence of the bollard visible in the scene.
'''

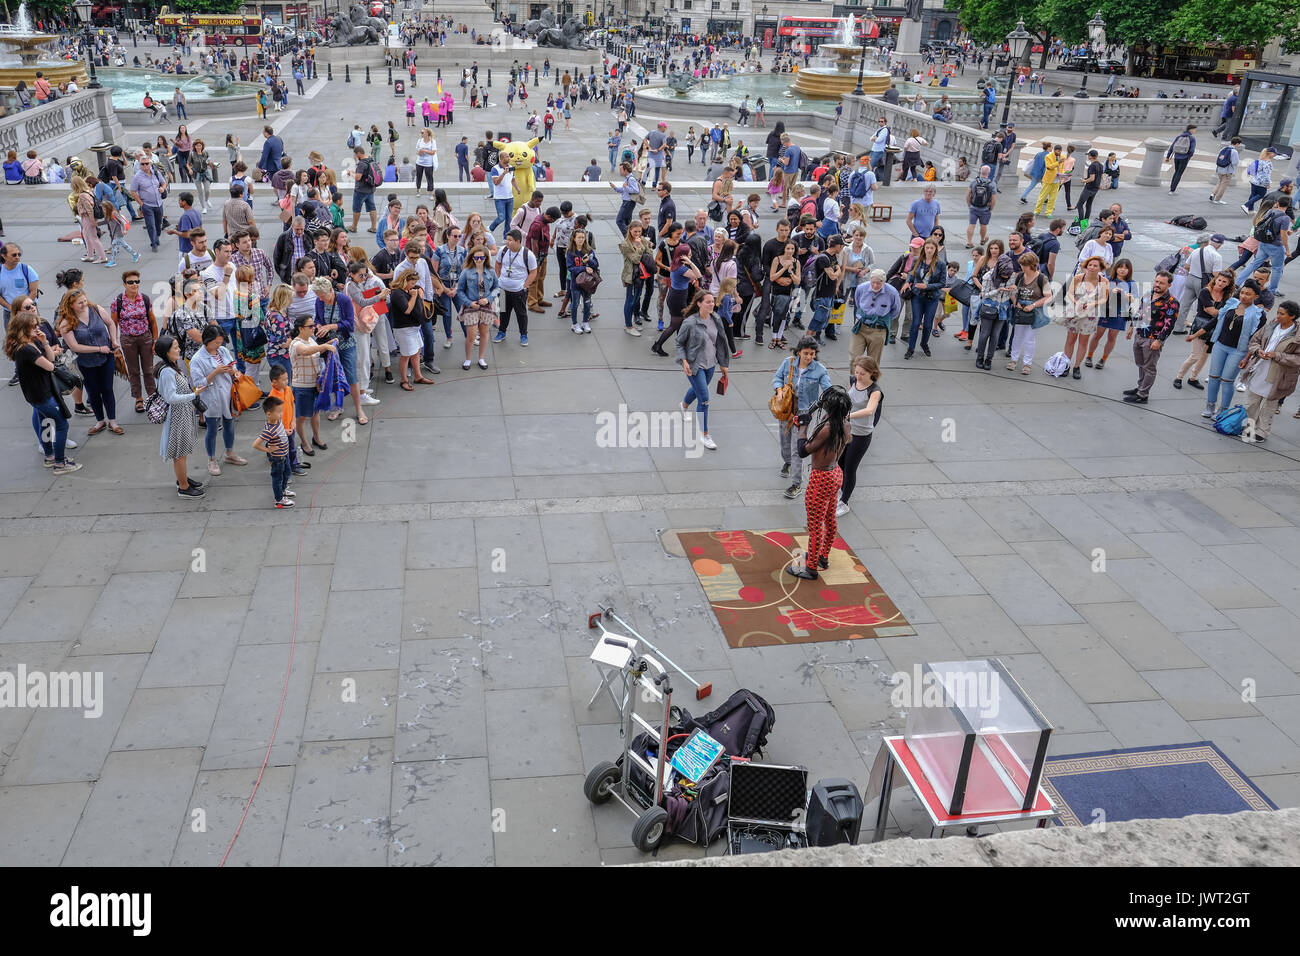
[487,68,491,87]
[328,62,333,81]
[1135,138,1170,187]
[534,69,538,87]
[437,67,442,81]
[345,64,351,82]
[366,65,371,84]
[388,66,392,84]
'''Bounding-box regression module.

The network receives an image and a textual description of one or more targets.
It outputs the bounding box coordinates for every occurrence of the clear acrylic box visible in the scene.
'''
[903,659,1052,816]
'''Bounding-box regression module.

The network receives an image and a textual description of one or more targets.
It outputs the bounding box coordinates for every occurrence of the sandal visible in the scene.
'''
[135,400,145,413]
[412,377,435,384]
[107,425,124,435]
[357,416,369,426]
[87,422,107,436]
[326,411,340,421]
[400,382,415,391]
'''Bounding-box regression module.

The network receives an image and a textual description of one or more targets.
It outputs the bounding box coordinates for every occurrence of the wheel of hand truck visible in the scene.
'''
[631,805,668,852]
[583,761,621,804]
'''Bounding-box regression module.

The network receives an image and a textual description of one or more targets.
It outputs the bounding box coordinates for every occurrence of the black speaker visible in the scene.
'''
[806,778,863,847]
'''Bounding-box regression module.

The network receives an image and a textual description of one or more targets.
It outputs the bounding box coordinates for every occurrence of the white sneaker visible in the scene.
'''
[66,437,78,449]
[835,500,850,517]
[1235,381,1247,392]
[572,324,583,334]
[700,434,717,450]
[626,326,642,336]
[582,322,592,333]
[360,393,382,405]
[443,340,453,349]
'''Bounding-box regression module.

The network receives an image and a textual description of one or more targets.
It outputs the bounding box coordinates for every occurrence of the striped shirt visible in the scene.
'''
[260,420,289,458]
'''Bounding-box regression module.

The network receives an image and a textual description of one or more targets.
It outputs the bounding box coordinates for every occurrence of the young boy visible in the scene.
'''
[252,395,295,508]
[268,365,308,475]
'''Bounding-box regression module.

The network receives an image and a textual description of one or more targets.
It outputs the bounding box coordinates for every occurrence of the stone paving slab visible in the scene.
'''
[0,63,1297,866]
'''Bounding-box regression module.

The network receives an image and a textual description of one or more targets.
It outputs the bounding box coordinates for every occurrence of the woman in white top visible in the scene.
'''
[901,129,929,182]
[1063,255,1110,379]
[415,129,438,200]
[289,169,312,209]
[1076,226,1115,273]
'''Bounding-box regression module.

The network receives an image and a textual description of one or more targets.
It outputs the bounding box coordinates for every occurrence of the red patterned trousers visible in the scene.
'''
[805,466,843,569]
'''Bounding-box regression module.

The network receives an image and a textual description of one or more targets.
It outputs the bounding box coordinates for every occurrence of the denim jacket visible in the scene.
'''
[433,244,467,291]
[454,267,499,309]
[772,356,832,413]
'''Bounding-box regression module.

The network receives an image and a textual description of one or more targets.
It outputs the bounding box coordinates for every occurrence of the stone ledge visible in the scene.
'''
[641,808,1300,866]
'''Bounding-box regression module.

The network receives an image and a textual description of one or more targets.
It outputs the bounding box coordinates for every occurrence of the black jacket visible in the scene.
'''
[273,229,308,283]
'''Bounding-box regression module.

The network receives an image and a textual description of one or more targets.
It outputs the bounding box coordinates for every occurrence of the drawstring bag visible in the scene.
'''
[1043,352,1071,377]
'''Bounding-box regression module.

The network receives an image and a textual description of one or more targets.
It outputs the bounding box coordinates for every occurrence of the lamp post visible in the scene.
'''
[72,0,101,89]
[998,17,1030,131]
[1075,10,1105,97]
[852,19,870,96]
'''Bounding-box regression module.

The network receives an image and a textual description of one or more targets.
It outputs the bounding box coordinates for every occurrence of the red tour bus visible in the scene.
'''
[157,13,264,47]
[776,16,878,41]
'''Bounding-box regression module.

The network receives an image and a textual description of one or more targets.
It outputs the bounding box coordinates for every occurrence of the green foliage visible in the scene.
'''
[1169,0,1300,55]
[172,0,249,13]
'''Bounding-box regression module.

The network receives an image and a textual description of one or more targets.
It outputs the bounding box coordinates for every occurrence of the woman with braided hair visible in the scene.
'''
[786,384,852,581]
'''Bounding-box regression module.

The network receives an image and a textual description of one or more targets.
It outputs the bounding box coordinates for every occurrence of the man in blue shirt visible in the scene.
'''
[0,242,39,384]
[906,185,941,240]
[257,125,283,183]
[869,117,891,181]
[455,136,470,181]
[778,133,802,206]
[851,269,901,365]
[168,192,202,254]
[1212,87,1239,140]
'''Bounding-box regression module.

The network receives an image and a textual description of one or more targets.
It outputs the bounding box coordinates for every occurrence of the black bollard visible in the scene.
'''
[345,64,351,82]
[328,62,333,81]
[366,66,371,84]
[388,66,392,84]
[487,68,491,87]
[437,67,442,81]
[534,68,538,87]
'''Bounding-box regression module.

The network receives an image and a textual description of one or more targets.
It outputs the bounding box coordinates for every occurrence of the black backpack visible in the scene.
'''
[677,689,776,759]
[1169,214,1207,230]
[1027,231,1051,261]
[969,179,993,209]
[1254,210,1286,244]
[980,139,1000,167]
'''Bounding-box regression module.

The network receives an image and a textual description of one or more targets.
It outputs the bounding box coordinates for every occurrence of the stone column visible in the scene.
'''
[1135,138,1169,187]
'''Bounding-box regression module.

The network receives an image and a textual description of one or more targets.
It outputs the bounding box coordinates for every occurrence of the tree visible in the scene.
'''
[1170,0,1300,60]
[173,0,247,12]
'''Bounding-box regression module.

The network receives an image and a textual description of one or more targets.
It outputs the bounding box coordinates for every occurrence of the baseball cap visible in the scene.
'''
[1210,233,1226,243]
[658,121,667,129]
[909,237,924,249]
[1282,179,1295,188]
[1007,122,1016,128]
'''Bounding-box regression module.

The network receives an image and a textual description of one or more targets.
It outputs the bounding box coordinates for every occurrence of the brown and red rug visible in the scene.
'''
[677,530,915,648]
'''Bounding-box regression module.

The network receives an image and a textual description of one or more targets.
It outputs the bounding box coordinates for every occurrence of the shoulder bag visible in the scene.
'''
[769,358,796,422]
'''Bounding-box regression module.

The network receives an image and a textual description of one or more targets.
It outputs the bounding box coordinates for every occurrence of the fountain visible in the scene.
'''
[0,3,89,91]
[790,15,890,100]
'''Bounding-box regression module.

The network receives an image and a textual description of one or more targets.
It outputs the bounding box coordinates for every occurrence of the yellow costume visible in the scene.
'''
[493,137,542,207]
[1035,151,1062,215]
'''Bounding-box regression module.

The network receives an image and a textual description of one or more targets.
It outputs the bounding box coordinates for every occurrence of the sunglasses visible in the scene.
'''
[472,255,486,260]
[124,279,141,284]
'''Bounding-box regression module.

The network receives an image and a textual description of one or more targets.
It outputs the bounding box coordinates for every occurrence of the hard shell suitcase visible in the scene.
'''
[726,761,808,855]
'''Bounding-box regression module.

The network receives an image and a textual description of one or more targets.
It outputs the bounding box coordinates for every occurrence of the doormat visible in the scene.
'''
[1042,742,1278,826]
[677,529,915,648]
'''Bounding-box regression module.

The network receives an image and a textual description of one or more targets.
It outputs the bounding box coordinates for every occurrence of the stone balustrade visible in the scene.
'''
[863,90,1232,132]
[0,88,123,159]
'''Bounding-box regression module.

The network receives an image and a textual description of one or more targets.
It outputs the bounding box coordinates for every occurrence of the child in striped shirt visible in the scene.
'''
[252,395,294,508]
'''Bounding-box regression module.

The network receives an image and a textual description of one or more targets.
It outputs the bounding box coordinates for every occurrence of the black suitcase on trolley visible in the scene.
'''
[726,761,808,855]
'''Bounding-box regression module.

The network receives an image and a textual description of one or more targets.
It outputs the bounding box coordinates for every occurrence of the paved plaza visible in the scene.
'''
[0,53,1298,866]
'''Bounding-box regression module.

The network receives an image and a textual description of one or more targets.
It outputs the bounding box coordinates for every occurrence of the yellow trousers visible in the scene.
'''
[1035,181,1060,216]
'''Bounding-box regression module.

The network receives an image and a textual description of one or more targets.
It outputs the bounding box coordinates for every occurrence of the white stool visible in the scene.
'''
[587,633,638,711]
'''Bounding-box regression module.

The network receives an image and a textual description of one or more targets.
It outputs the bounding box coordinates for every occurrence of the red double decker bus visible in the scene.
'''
[157,13,264,47]
[776,16,877,41]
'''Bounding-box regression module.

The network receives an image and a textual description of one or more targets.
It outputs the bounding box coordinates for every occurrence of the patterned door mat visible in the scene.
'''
[677,529,915,648]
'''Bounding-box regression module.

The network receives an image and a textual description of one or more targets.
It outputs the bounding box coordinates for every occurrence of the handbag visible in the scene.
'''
[947,278,974,306]
[145,389,168,423]
[52,362,82,391]
[355,304,380,334]
[977,299,1001,323]
[707,200,723,222]
[636,253,655,282]
[575,269,602,294]
[230,372,263,418]
[769,358,796,423]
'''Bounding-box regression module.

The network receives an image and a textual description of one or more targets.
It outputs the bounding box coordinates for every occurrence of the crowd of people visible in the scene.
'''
[5,37,1297,523]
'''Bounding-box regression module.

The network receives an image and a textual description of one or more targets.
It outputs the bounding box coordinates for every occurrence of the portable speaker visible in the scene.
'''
[806,778,864,847]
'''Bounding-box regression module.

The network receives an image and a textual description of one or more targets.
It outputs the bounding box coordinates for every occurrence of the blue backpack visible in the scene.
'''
[1213,404,1249,436]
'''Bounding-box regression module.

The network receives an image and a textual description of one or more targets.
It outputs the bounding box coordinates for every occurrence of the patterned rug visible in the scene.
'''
[1042,742,1278,826]
[677,529,915,648]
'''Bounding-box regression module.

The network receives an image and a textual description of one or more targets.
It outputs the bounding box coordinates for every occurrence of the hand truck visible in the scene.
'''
[587,603,713,702]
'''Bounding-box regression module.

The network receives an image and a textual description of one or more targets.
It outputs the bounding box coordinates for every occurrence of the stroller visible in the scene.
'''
[584,667,776,852]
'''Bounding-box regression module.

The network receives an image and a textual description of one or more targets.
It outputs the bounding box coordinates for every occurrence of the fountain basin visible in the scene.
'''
[0,60,88,92]
[97,68,266,112]
[791,44,890,100]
